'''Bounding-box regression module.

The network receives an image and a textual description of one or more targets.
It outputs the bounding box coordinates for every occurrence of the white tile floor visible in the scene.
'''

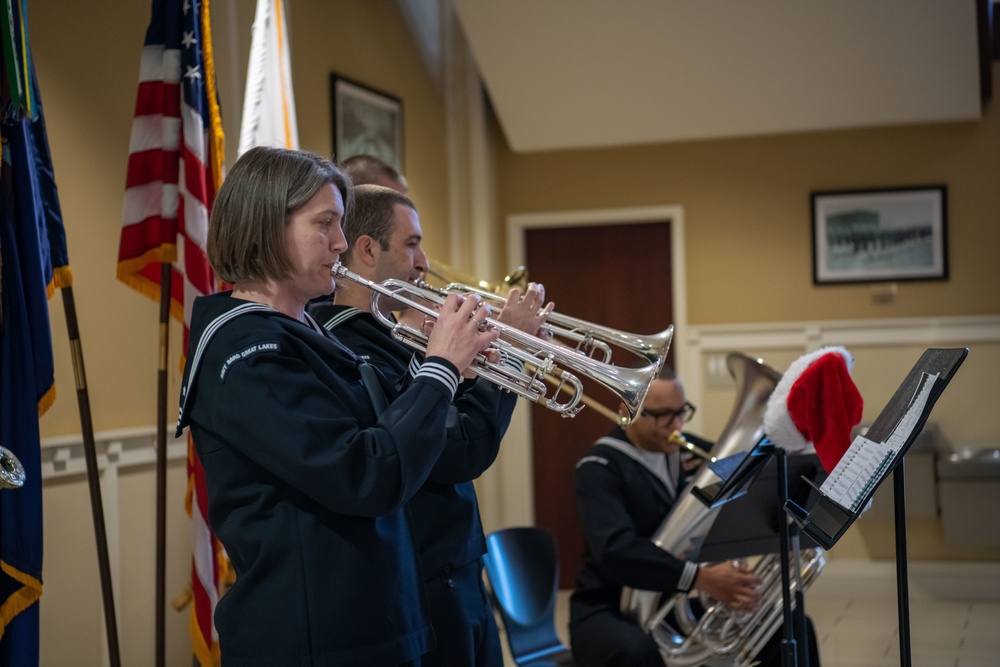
[498,561,1000,666]
[807,596,1000,667]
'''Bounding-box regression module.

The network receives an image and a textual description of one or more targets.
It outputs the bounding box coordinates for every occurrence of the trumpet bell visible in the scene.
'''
[603,325,672,425]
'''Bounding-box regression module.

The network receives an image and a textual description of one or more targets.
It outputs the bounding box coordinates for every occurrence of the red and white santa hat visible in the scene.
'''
[763,346,864,473]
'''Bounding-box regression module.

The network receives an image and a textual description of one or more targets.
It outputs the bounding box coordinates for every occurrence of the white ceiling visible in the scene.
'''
[450,0,984,153]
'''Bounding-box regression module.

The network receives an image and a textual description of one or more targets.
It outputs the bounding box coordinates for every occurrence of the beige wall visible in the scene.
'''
[491,66,1000,556]
[36,0,452,439]
[489,68,1000,563]
[493,76,1000,324]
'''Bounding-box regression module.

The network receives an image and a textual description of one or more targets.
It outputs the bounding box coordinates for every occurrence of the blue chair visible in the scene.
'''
[483,527,576,666]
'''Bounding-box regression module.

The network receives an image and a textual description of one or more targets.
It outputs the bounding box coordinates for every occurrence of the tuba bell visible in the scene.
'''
[620,352,824,666]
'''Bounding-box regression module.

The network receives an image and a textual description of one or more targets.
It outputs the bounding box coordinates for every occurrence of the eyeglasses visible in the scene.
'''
[640,402,696,424]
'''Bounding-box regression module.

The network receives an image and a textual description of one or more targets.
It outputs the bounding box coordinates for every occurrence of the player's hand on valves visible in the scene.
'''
[497,282,554,347]
[695,561,762,614]
[425,293,499,376]
[396,296,438,334]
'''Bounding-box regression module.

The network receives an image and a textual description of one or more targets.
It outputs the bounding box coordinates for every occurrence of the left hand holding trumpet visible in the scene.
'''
[497,282,554,345]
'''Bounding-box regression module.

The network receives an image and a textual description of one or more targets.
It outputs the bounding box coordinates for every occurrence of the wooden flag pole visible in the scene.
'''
[156,263,172,667]
[60,284,121,667]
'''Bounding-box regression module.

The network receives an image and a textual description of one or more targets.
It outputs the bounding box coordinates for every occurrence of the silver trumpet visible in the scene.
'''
[0,446,26,489]
[332,263,670,424]
[620,352,825,666]
[425,281,674,366]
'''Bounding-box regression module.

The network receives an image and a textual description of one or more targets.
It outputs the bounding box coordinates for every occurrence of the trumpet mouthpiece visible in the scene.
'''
[669,430,717,463]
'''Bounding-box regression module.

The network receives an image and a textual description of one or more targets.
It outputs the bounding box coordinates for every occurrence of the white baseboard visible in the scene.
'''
[807,559,1000,601]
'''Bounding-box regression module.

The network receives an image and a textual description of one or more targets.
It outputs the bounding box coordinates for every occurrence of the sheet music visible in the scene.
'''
[820,371,939,512]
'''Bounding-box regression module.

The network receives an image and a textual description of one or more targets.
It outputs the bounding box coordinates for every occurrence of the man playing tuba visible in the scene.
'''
[569,365,821,666]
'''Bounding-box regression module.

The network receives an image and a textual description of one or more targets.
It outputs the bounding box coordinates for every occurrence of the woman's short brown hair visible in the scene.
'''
[208,147,353,284]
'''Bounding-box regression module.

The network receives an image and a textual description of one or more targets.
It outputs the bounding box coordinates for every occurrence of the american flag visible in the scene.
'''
[117,0,225,664]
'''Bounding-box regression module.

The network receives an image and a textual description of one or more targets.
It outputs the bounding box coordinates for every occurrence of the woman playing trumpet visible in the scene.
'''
[176,147,517,666]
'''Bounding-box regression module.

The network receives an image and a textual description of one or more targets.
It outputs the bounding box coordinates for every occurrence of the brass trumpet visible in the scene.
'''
[332,263,669,424]
[669,430,717,464]
[425,260,529,296]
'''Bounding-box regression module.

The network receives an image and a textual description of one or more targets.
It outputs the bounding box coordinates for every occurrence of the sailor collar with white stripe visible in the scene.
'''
[322,306,365,331]
[175,303,326,436]
[593,433,682,499]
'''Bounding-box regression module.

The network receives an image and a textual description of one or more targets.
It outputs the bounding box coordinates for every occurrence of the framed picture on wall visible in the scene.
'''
[330,73,404,171]
[811,185,948,285]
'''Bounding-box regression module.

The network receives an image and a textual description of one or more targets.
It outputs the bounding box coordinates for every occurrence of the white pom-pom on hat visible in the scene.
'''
[763,346,863,472]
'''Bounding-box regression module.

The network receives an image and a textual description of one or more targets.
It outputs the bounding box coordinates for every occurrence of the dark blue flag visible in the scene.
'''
[0,1,70,662]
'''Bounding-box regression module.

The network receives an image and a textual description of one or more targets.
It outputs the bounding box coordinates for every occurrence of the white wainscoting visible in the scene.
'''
[40,426,188,667]
[41,425,186,482]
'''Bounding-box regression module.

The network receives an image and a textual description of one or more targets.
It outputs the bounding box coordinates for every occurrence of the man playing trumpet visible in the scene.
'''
[310,179,552,666]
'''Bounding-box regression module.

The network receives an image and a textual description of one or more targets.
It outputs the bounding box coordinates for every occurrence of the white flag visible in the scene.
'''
[238,0,299,155]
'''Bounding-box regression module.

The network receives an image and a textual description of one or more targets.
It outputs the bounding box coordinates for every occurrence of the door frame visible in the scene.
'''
[480,206,688,530]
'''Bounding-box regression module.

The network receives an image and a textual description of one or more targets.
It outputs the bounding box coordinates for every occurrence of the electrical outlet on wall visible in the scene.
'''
[705,353,733,388]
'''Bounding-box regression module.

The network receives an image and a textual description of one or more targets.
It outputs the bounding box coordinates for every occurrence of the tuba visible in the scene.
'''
[620,352,825,666]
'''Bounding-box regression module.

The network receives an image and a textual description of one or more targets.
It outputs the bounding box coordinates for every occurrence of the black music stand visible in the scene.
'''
[699,453,826,562]
[692,439,776,509]
[693,446,825,667]
[784,348,969,667]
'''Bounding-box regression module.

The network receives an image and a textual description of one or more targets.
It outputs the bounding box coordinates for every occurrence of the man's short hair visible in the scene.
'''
[341,184,416,263]
[342,154,408,192]
[208,146,353,283]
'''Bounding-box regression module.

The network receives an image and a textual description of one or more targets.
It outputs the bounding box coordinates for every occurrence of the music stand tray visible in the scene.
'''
[692,439,776,509]
[698,454,827,563]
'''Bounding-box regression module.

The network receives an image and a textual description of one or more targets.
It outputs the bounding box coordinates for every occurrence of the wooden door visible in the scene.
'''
[523,221,674,588]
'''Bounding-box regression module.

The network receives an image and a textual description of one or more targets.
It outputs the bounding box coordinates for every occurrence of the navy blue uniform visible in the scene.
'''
[570,428,819,667]
[312,303,514,667]
[177,293,502,666]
